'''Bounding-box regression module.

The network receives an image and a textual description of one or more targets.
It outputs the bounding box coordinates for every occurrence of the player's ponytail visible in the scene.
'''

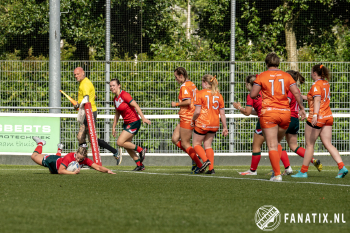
[202,74,219,95]
[312,64,331,81]
[245,75,256,90]
[286,70,305,84]
[77,147,88,158]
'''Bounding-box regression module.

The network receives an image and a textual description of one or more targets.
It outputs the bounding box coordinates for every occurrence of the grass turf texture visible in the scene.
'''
[0,165,349,233]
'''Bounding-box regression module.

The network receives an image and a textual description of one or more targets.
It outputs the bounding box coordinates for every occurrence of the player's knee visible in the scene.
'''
[31,152,37,160]
[116,140,124,147]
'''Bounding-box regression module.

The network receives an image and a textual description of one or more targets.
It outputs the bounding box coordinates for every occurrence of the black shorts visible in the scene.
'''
[84,111,97,127]
[193,129,216,136]
[286,117,300,134]
[42,155,61,174]
[306,121,322,129]
[255,121,263,135]
[123,120,141,135]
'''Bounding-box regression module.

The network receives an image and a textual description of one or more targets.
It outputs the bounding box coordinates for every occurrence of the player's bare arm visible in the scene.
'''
[57,164,80,175]
[130,100,151,125]
[91,163,116,174]
[171,99,190,107]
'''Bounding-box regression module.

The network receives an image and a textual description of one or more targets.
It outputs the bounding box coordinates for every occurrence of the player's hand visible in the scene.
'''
[299,109,306,121]
[311,115,318,126]
[232,102,241,111]
[142,118,151,125]
[222,128,229,137]
[171,102,177,107]
[108,170,116,174]
[112,128,117,138]
[74,168,81,174]
[74,103,80,110]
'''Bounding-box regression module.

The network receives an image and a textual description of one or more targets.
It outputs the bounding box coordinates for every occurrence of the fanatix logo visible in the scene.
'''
[255,205,281,231]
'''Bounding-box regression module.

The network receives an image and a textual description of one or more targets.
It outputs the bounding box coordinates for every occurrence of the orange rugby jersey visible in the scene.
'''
[307,79,332,122]
[178,80,197,122]
[194,89,225,131]
[254,69,296,112]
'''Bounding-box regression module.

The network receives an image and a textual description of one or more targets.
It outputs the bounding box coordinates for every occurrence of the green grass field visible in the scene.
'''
[0,165,349,233]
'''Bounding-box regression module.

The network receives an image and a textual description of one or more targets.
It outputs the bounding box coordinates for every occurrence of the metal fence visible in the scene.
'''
[1,60,350,154]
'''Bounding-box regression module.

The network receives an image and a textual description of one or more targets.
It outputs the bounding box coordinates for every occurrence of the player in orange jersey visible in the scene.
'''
[191,74,228,174]
[171,67,202,172]
[250,53,306,182]
[292,64,348,178]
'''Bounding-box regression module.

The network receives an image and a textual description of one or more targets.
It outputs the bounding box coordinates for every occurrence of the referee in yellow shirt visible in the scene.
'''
[73,67,121,165]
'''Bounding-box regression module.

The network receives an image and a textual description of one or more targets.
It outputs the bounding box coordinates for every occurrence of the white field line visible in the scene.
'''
[115,170,350,187]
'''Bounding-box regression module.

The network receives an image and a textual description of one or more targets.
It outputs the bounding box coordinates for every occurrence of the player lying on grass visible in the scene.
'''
[31,136,115,175]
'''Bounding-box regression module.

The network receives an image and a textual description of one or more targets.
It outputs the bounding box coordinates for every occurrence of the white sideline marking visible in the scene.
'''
[116,170,350,187]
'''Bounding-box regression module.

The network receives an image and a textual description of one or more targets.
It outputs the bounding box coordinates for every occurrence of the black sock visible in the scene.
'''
[97,138,117,154]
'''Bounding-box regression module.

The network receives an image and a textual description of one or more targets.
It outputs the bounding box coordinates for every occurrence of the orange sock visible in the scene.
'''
[186,147,202,167]
[205,148,214,170]
[338,162,345,170]
[194,145,208,162]
[269,150,281,176]
[301,165,309,173]
[176,141,187,153]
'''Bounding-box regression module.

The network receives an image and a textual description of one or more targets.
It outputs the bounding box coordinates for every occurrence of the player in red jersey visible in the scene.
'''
[31,136,115,174]
[233,75,264,175]
[250,53,306,182]
[110,79,151,171]
[171,67,202,172]
[292,64,348,178]
[191,74,228,174]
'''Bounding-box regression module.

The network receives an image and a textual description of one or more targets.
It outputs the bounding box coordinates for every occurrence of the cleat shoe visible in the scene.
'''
[335,167,348,178]
[199,160,211,173]
[57,143,64,150]
[193,166,205,174]
[133,165,145,171]
[238,170,257,175]
[291,170,308,178]
[270,175,282,182]
[139,148,147,162]
[33,136,46,146]
[313,159,323,172]
[113,148,123,166]
[283,166,293,175]
[80,143,88,148]
[191,160,197,171]
[205,169,215,174]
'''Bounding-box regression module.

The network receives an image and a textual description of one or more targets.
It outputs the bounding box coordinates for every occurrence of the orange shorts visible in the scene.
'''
[194,126,217,135]
[260,110,291,129]
[180,120,194,130]
[307,116,333,129]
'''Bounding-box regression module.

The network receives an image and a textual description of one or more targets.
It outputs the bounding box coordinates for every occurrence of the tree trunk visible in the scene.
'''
[285,20,298,71]
[283,1,299,71]
[186,0,191,40]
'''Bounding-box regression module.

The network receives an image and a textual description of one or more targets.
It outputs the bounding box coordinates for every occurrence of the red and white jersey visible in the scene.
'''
[194,89,225,131]
[287,88,300,118]
[178,80,197,123]
[58,152,93,170]
[113,90,140,125]
[246,91,262,117]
